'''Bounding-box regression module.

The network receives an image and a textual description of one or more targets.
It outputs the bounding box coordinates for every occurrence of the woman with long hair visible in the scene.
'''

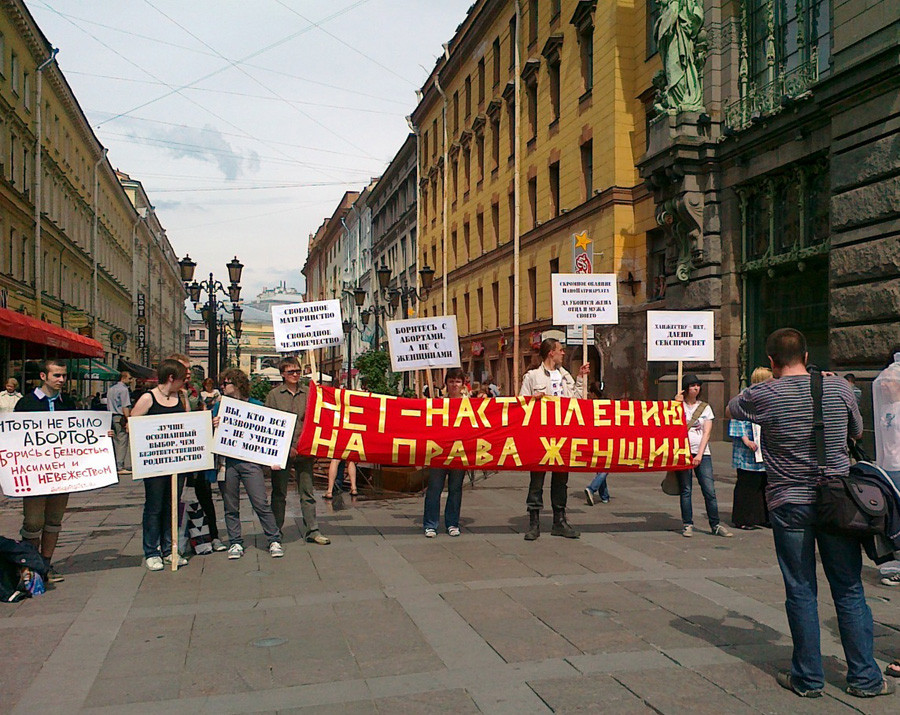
[729,367,772,529]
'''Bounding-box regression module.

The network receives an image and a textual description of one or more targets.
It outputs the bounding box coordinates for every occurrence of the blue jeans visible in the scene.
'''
[142,475,185,558]
[587,473,609,501]
[770,503,882,693]
[678,455,719,528]
[424,468,465,531]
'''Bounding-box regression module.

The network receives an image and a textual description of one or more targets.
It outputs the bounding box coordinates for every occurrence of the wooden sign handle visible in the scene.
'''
[170,473,179,572]
[677,360,683,398]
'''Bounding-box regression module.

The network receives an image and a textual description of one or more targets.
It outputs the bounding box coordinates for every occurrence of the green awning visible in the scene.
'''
[67,358,120,381]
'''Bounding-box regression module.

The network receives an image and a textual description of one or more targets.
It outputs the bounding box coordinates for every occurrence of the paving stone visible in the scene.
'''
[528,674,657,713]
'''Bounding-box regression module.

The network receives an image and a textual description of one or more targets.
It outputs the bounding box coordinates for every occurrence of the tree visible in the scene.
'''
[355,350,401,396]
[250,376,273,403]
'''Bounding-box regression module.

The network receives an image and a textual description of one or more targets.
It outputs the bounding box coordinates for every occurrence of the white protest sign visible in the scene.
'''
[272,300,343,353]
[0,411,116,497]
[212,397,297,469]
[551,274,619,325]
[647,310,715,362]
[129,411,214,479]
[387,316,461,372]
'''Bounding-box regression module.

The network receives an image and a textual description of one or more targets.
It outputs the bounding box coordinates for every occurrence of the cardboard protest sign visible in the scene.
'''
[272,300,343,353]
[129,411,214,479]
[212,397,297,469]
[0,411,117,497]
[647,311,715,362]
[387,316,461,372]
[552,274,619,325]
[298,384,692,473]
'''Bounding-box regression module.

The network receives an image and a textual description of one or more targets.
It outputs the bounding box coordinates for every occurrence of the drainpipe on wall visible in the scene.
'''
[406,114,425,397]
[435,44,450,317]
[91,147,108,338]
[32,47,58,320]
[512,0,522,390]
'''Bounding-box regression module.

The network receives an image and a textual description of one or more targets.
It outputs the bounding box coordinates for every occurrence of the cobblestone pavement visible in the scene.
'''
[2,443,898,714]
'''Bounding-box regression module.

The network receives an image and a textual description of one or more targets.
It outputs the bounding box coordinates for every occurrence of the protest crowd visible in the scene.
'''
[1,330,899,700]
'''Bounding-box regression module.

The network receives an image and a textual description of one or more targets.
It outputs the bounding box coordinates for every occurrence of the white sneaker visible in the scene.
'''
[227,544,244,560]
[584,488,595,506]
[144,556,164,571]
[448,526,461,537]
[424,528,437,538]
[713,524,734,538]
[211,538,227,552]
[269,542,284,558]
[164,553,188,567]
[682,524,694,538]
[881,573,900,587]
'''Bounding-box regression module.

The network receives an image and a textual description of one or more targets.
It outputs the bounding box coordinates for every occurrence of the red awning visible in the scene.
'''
[0,307,104,358]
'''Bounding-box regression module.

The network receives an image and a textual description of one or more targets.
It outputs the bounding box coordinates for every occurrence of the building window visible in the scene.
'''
[508,15,517,69]
[647,228,666,301]
[493,37,501,86]
[578,24,593,93]
[463,146,471,193]
[506,97,516,158]
[451,229,458,269]
[476,287,484,331]
[548,56,561,123]
[0,32,5,77]
[431,119,437,157]
[10,52,19,95]
[493,282,500,327]
[492,201,500,248]
[464,75,472,118]
[526,79,538,141]
[463,293,470,334]
[491,114,500,170]
[478,58,486,105]
[451,157,458,199]
[23,72,30,110]
[580,140,593,199]
[549,161,560,218]
[528,176,538,229]
[508,275,515,326]
[452,91,459,134]
[476,212,484,256]
[550,257,559,275]
[529,0,539,46]
[463,222,470,263]
[528,267,537,321]
[508,192,515,243]
[551,0,561,22]
[647,0,660,57]
[476,131,485,182]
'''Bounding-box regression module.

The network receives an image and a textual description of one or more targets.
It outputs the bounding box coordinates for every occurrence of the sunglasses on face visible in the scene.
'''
[221,380,233,386]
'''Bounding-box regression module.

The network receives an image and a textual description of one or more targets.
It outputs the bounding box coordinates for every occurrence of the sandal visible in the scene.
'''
[886,660,900,678]
[350,491,358,496]
[323,493,333,500]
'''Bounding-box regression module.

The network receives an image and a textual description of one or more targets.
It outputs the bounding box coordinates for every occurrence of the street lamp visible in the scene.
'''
[180,255,242,380]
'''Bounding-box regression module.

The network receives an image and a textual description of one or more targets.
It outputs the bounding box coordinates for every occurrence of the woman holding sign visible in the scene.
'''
[130,359,190,571]
[213,368,284,560]
[423,369,466,538]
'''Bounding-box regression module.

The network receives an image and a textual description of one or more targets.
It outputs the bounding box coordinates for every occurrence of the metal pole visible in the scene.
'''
[512,0,522,391]
[207,273,218,380]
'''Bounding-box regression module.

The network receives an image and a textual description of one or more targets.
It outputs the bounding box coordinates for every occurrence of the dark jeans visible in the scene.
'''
[526,471,568,512]
[770,503,882,693]
[270,456,319,538]
[678,455,720,529]
[423,468,465,531]
[142,475,185,559]
[190,474,219,541]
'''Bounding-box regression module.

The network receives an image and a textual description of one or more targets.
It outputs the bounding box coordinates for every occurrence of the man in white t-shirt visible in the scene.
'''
[677,374,731,538]
[519,338,588,541]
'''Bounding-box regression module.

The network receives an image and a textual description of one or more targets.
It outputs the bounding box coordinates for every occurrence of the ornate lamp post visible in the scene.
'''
[360,262,435,348]
[179,254,243,380]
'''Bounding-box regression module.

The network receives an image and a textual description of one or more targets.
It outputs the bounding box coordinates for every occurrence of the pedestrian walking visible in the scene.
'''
[0,378,22,413]
[213,368,284,560]
[14,360,79,583]
[130,359,190,571]
[325,459,357,499]
[106,370,133,473]
[677,374,732,538]
[729,366,772,529]
[265,357,330,545]
[727,328,894,698]
[583,383,610,506]
[519,338,588,540]
[423,369,466,538]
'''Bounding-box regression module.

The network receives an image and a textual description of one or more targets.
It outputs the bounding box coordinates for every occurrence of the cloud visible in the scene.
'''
[143,123,260,180]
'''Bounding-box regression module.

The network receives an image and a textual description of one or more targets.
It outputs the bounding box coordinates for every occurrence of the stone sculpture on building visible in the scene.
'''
[654,0,708,114]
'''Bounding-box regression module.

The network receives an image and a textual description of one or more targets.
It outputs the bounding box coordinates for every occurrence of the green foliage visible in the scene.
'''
[355,350,401,396]
[250,376,273,403]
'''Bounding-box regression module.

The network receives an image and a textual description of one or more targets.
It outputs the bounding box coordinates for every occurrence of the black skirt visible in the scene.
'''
[732,468,769,527]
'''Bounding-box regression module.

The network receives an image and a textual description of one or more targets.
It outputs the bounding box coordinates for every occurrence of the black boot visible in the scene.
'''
[524,510,540,541]
[551,508,580,538]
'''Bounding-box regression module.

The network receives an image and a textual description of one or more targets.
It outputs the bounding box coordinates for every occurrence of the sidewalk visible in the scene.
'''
[1,446,897,714]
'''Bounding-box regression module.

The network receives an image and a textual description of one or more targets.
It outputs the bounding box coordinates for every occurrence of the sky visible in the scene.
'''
[25,0,473,299]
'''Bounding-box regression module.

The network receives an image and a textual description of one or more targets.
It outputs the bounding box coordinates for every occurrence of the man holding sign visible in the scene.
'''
[519,339,588,540]
[14,359,79,583]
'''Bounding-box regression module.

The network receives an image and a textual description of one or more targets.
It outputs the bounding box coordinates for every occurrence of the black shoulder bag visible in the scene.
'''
[812,370,887,537]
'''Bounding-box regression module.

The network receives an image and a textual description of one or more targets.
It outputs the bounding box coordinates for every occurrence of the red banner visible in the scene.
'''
[298,384,691,473]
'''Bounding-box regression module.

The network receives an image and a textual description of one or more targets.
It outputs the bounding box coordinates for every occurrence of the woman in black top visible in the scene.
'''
[130,359,188,571]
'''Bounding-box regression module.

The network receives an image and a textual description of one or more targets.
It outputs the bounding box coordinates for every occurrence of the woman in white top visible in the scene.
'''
[199,378,221,411]
[677,374,732,538]
[0,378,22,413]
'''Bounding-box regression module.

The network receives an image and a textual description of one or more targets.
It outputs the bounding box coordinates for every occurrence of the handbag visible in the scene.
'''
[661,401,707,495]
[811,369,886,537]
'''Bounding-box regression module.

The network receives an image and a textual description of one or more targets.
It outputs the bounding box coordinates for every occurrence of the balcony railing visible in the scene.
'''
[724,57,818,132]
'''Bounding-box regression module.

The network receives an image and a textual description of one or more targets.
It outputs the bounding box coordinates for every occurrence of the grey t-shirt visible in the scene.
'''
[106,381,131,416]
[728,374,862,509]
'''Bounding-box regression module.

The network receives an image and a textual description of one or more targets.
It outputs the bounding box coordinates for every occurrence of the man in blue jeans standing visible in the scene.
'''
[728,328,894,699]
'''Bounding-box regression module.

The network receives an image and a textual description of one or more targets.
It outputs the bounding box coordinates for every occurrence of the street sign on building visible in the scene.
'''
[571,231,592,274]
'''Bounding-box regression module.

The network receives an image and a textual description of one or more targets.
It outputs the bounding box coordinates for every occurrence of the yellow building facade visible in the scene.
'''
[412,0,660,396]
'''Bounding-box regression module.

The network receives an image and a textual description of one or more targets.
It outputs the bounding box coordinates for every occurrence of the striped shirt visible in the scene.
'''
[727,374,862,509]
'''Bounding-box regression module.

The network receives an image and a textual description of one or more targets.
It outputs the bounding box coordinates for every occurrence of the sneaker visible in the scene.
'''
[682,524,693,538]
[600,497,610,504]
[144,556,164,571]
[46,567,65,583]
[448,526,460,537]
[846,679,895,697]
[776,671,823,698]
[880,573,900,587]
[211,538,227,552]
[227,544,244,560]
[584,488,595,506]
[424,528,437,538]
[164,553,188,567]
[306,534,331,545]
[269,542,284,558]
[713,524,734,538]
